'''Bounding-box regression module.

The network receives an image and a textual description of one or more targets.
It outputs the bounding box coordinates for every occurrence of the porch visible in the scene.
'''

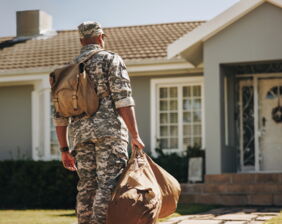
[180,173,282,206]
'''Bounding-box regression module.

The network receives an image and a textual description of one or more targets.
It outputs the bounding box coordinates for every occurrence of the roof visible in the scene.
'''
[167,0,282,65]
[0,21,205,71]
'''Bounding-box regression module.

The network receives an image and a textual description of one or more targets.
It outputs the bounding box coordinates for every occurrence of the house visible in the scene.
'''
[0,0,281,182]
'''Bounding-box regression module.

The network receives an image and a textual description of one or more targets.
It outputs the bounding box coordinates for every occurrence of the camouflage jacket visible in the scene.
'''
[52,44,135,146]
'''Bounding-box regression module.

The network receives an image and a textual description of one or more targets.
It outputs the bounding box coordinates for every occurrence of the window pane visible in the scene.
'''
[160,113,168,124]
[170,138,178,148]
[193,98,201,110]
[160,88,168,98]
[184,137,193,148]
[183,124,192,136]
[160,100,168,111]
[183,86,191,97]
[169,87,177,98]
[183,111,192,123]
[160,126,169,137]
[160,138,169,149]
[183,99,192,110]
[193,124,202,135]
[193,85,201,97]
[170,126,178,136]
[169,100,178,111]
[170,113,178,123]
[193,111,202,122]
[194,137,202,147]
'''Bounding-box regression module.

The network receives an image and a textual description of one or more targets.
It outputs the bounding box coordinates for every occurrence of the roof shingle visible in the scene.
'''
[0,21,205,71]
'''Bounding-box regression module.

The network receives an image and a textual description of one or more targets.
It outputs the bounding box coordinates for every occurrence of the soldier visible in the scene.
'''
[52,21,145,224]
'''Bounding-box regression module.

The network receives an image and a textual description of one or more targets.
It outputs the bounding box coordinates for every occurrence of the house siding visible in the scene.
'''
[203,3,282,174]
[0,85,33,160]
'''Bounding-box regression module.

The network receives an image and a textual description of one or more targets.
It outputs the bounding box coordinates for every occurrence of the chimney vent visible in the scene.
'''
[16,10,52,37]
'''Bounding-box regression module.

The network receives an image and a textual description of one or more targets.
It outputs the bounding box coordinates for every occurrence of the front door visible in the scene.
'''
[237,75,282,172]
[258,78,282,171]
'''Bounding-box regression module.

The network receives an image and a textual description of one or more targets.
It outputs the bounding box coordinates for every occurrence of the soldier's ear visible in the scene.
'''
[98,34,104,44]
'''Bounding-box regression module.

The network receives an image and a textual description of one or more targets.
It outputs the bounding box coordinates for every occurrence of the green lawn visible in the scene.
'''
[265,211,282,224]
[0,204,216,224]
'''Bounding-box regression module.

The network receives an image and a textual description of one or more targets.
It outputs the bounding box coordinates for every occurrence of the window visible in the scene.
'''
[151,77,204,154]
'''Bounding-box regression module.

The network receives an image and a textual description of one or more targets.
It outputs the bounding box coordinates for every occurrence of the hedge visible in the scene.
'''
[0,160,78,209]
[0,148,195,209]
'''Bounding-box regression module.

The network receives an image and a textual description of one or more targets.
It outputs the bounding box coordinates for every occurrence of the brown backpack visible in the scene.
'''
[49,49,106,117]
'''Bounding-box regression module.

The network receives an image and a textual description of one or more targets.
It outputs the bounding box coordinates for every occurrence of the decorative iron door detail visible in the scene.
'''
[236,79,256,171]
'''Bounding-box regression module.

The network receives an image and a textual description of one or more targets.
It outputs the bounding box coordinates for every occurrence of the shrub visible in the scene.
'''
[151,143,205,183]
[0,160,78,209]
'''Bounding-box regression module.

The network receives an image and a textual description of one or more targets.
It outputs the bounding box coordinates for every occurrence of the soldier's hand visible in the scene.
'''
[61,151,77,171]
[131,136,145,150]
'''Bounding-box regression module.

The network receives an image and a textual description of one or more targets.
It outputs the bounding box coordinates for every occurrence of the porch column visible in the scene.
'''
[31,77,51,161]
[204,65,225,174]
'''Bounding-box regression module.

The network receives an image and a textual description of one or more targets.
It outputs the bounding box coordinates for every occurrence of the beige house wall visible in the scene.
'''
[0,85,33,160]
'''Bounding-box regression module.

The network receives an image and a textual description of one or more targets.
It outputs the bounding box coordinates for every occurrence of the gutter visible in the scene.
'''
[0,57,203,77]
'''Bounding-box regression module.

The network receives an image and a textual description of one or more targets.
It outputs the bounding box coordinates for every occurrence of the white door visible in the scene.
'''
[258,78,282,171]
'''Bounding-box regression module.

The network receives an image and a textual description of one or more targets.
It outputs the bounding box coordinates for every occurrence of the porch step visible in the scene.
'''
[180,173,282,206]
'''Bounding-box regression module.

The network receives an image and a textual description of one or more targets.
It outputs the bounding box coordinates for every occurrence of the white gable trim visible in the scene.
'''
[167,0,282,64]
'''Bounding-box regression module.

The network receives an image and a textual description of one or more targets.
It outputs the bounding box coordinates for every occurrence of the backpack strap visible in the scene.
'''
[71,49,105,111]
[80,49,104,64]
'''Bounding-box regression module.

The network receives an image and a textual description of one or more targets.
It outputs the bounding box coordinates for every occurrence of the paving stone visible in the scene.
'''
[214,214,257,221]
[252,212,279,216]
[256,215,276,221]
[248,221,265,224]
[165,215,195,222]
[178,220,223,224]
[223,222,247,224]
[194,214,216,220]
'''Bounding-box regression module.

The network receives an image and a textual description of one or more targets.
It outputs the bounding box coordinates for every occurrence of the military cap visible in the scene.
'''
[78,21,105,39]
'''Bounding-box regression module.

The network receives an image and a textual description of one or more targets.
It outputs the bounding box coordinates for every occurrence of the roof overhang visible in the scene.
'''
[167,0,282,66]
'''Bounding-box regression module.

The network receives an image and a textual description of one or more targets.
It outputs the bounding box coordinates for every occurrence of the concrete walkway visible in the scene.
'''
[160,207,282,224]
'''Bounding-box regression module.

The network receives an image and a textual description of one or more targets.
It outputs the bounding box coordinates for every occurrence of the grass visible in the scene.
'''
[265,211,282,224]
[0,204,216,224]
[0,210,77,224]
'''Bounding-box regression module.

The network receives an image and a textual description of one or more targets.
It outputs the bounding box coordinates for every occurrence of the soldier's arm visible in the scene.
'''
[52,110,76,171]
[108,54,145,149]
[117,106,144,149]
[52,113,69,148]
[56,126,68,148]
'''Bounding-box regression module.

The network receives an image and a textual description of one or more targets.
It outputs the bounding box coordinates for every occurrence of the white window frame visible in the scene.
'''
[150,76,205,157]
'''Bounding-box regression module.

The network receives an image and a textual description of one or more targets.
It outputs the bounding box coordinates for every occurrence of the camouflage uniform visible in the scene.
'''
[53,23,135,223]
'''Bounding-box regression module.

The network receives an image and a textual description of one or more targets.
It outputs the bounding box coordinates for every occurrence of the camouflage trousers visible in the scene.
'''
[70,137,128,224]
